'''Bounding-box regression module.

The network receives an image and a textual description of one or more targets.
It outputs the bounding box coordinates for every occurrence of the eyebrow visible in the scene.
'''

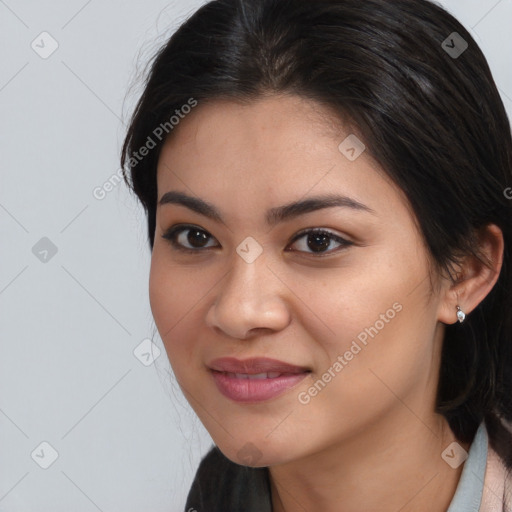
[158,190,376,226]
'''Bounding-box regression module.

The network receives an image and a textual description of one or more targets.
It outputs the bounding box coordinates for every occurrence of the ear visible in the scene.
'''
[437,224,504,325]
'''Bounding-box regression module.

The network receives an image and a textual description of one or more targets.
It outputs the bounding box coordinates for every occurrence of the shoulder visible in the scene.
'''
[184,445,272,512]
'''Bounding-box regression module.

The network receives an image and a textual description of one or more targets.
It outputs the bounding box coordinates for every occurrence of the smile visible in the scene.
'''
[211,370,310,403]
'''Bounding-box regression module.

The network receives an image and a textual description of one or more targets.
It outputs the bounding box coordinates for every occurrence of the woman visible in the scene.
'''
[121,0,512,510]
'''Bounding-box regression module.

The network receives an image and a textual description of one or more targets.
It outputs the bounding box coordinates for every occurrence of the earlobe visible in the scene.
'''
[437,224,504,325]
[438,297,466,326]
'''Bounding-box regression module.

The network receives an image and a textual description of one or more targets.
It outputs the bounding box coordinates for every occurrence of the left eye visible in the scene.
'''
[288,229,352,254]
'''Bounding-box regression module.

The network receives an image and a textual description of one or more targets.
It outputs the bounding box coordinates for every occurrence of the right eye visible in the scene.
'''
[161,224,220,253]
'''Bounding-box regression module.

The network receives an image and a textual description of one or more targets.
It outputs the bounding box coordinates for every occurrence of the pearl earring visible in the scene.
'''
[456,305,466,323]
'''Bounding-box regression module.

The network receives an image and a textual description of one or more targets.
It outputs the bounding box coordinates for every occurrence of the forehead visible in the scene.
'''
[155,95,406,220]
[162,95,349,159]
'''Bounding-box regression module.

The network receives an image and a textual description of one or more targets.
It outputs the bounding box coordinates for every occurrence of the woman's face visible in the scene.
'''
[150,94,450,466]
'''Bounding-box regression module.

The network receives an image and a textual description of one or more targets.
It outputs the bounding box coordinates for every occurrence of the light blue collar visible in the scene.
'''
[447,421,488,512]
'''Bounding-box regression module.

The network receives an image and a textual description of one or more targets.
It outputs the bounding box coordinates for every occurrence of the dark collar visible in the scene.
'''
[185,445,273,512]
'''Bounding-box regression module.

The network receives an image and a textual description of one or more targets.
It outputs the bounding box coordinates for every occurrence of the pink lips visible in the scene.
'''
[208,357,311,403]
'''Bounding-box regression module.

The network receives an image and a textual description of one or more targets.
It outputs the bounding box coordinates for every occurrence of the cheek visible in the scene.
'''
[300,252,434,396]
[148,254,195,358]
[286,306,432,457]
[149,248,202,327]
[148,255,177,334]
[320,303,434,412]
[301,265,406,356]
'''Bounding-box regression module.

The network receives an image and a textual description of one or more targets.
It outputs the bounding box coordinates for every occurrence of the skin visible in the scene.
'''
[149,94,503,512]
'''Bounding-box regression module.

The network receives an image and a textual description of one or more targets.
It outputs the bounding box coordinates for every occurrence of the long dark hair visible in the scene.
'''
[121,0,512,467]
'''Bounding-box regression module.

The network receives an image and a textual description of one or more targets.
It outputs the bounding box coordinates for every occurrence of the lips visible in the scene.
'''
[208,357,310,375]
[224,371,283,379]
[208,357,311,403]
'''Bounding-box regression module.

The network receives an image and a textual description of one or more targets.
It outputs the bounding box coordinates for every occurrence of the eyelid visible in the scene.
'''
[289,227,350,244]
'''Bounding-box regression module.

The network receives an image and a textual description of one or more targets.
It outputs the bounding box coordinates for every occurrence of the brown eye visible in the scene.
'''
[288,229,353,255]
[162,225,218,251]
[184,228,210,248]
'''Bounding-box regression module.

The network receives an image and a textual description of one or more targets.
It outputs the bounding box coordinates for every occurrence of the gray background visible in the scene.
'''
[1,1,511,511]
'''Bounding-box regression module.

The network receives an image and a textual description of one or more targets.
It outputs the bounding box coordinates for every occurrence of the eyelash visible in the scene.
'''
[161,224,353,256]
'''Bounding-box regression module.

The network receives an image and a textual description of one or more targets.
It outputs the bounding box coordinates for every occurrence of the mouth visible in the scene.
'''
[208,357,311,403]
[216,371,297,379]
[208,356,311,375]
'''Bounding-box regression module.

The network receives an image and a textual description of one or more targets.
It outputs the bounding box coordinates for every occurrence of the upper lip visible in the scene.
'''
[208,357,310,375]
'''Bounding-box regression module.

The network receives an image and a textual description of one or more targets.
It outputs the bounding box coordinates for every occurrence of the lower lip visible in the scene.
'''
[211,370,310,403]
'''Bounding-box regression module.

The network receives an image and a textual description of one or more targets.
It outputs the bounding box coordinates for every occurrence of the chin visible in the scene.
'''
[214,437,297,468]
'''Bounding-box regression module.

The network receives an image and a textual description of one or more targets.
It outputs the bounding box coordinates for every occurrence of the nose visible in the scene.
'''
[205,252,292,340]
